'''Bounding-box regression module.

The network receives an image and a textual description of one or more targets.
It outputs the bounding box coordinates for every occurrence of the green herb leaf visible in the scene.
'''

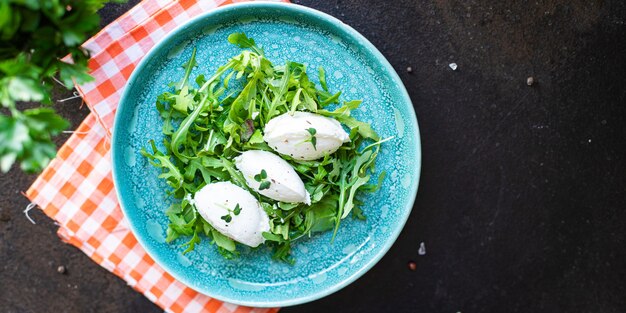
[227,32,264,56]
[178,48,197,90]
[307,195,338,233]
[259,181,271,190]
[262,231,285,242]
[318,100,380,140]
[182,226,202,254]
[212,229,236,251]
[171,86,194,113]
[248,129,264,144]
[140,140,184,192]
[277,202,298,211]
[318,67,328,91]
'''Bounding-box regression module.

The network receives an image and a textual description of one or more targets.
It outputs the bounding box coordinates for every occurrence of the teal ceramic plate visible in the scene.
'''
[112,2,420,307]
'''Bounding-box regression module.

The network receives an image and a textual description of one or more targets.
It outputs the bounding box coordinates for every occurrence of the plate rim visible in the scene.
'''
[111,1,422,307]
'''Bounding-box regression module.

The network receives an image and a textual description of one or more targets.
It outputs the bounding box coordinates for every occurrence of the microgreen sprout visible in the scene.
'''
[220,203,242,223]
[254,169,271,190]
[306,127,317,150]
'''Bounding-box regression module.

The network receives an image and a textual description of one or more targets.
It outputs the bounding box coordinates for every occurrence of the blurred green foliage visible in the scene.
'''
[0,0,122,173]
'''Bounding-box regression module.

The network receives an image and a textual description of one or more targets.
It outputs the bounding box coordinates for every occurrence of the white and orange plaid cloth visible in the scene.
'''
[26,0,286,312]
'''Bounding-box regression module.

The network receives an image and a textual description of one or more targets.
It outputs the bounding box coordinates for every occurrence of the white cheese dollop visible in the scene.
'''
[194,181,269,247]
[263,112,350,160]
[235,150,311,205]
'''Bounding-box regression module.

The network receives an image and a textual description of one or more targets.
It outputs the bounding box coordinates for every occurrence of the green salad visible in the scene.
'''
[141,33,390,263]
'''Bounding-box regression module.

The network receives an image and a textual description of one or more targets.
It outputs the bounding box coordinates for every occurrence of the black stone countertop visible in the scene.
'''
[1,1,624,312]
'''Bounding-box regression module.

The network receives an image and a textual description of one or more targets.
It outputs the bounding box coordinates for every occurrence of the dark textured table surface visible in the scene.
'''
[1,1,625,312]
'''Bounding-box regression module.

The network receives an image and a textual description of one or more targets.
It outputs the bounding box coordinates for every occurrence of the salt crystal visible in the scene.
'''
[449,63,458,70]
[418,242,426,255]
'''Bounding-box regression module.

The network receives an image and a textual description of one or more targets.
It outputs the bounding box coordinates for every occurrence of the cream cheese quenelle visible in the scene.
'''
[263,112,350,160]
[193,181,270,247]
[235,150,311,205]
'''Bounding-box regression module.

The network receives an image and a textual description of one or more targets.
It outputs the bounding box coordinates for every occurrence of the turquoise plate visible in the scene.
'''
[112,2,421,307]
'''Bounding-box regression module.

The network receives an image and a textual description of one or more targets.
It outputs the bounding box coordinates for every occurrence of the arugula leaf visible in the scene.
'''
[248,129,264,144]
[228,32,264,56]
[307,195,338,233]
[318,100,379,140]
[277,202,298,211]
[166,203,195,238]
[318,67,328,91]
[319,91,341,107]
[342,174,371,219]
[182,226,202,254]
[212,228,236,251]
[170,93,211,161]
[140,140,184,192]
[178,48,197,90]
[171,86,194,113]
[262,232,285,242]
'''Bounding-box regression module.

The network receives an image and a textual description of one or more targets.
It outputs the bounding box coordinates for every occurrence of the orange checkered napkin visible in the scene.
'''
[25,0,287,312]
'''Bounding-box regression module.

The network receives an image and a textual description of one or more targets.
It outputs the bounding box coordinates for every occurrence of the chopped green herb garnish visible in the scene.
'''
[220,203,242,223]
[233,203,242,215]
[254,169,268,182]
[259,181,271,190]
[306,127,317,150]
